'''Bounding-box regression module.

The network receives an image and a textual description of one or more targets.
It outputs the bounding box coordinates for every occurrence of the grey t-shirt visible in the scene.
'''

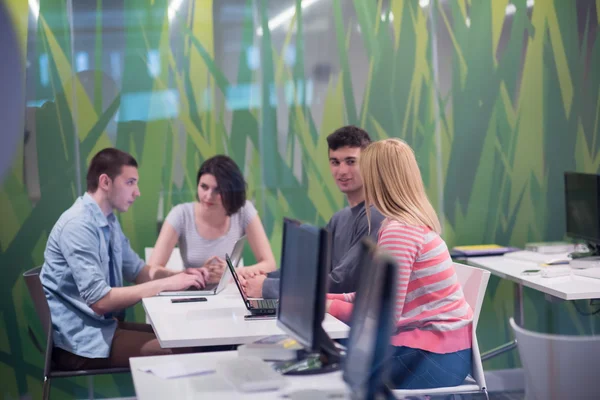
[262,201,385,298]
[165,201,257,268]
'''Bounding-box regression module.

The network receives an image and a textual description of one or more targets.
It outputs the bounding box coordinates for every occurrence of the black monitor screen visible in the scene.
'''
[565,172,600,243]
[343,239,397,399]
[277,220,328,351]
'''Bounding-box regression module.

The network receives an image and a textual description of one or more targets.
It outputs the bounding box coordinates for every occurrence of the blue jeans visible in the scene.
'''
[388,346,472,389]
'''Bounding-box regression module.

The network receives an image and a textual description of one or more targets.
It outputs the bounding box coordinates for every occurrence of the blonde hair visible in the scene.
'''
[359,138,442,233]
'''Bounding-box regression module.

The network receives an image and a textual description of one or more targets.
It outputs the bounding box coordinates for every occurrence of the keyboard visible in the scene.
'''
[572,268,600,280]
[217,356,287,392]
[251,299,278,309]
[504,251,571,265]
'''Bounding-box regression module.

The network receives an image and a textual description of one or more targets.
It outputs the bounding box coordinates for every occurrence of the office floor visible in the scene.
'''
[427,391,525,399]
[488,393,525,400]
[112,389,526,400]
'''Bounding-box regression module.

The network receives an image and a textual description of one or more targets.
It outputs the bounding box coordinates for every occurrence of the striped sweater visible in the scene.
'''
[328,220,473,354]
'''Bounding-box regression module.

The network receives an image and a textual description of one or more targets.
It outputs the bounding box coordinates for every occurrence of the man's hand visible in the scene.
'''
[241,274,267,298]
[203,256,226,285]
[185,267,209,286]
[161,272,206,292]
[236,266,265,280]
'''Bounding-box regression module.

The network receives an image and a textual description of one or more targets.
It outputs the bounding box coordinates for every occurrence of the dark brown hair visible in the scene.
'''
[197,155,246,216]
[86,148,138,193]
[326,125,372,151]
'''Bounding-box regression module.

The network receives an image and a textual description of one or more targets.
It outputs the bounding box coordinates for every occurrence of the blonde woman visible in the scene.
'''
[326,138,473,389]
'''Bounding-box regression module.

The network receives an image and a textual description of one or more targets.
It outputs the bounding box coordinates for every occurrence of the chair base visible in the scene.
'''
[43,376,51,400]
[392,383,484,398]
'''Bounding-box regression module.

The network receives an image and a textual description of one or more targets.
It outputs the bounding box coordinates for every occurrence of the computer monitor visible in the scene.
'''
[343,238,397,400]
[276,218,340,374]
[564,172,600,254]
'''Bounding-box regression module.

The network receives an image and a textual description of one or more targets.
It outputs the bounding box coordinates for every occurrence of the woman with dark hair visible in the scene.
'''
[150,155,276,284]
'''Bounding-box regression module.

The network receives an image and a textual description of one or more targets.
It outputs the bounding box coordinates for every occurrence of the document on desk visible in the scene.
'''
[138,362,215,379]
[503,250,571,265]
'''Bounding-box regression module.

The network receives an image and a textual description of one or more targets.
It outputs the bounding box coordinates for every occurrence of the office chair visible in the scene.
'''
[510,317,600,400]
[392,262,491,400]
[23,267,130,400]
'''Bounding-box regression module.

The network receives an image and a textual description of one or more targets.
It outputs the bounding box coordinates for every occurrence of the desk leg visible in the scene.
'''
[515,283,525,326]
[481,282,523,361]
[88,376,94,400]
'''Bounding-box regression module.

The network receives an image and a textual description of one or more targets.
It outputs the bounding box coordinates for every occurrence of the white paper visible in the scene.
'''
[139,362,215,379]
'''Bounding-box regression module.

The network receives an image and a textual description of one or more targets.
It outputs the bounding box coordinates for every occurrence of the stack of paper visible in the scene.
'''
[504,250,572,265]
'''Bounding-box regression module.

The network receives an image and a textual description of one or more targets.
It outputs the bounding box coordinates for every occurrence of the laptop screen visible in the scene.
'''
[229,235,246,268]
[226,254,249,303]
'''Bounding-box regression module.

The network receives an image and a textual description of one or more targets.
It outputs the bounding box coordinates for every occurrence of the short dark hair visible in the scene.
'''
[326,125,372,151]
[86,148,138,193]
[197,155,246,216]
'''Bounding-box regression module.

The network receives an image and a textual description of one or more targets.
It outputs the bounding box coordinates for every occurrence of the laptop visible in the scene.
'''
[159,235,246,296]
[225,253,278,315]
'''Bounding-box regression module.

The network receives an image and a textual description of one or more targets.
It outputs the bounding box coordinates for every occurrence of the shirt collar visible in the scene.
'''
[82,192,115,228]
[350,201,366,214]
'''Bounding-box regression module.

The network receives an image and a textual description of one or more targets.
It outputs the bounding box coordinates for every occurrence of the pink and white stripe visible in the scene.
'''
[328,220,473,354]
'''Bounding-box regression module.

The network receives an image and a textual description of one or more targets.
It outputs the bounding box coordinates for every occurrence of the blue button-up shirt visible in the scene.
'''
[40,193,145,358]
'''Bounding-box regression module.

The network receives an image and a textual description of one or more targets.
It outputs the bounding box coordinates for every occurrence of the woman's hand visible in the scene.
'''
[184,267,210,285]
[202,256,226,285]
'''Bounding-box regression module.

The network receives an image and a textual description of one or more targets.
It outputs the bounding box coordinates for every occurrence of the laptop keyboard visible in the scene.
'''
[186,284,216,292]
[252,299,278,309]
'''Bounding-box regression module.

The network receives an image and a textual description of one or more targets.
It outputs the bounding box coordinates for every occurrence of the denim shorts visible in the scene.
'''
[387,346,472,389]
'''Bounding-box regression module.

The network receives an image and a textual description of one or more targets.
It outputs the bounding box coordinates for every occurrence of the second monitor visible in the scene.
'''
[564,172,600,268]
[275,218,341,374]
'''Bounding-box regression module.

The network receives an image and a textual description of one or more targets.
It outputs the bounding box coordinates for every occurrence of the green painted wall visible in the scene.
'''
[1,0,599,397]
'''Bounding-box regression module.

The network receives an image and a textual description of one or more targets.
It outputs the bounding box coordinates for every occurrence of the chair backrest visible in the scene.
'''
[145,247,184,272]
[510,317,600,400]
[23,266,51,337]
[23,266,55,377]
[453,262,490,330]
[453,262,491,390]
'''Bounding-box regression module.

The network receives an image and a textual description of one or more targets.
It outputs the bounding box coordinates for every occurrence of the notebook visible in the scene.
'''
[451,244,520,257]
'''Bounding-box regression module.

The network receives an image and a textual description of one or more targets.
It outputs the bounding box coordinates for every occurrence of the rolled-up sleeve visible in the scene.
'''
[261,270,281,298]
[59,220,111,305]
[262,277,280,299]
[121,232,145,283]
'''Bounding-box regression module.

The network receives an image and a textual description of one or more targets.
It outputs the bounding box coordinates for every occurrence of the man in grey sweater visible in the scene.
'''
[240,126,385,299]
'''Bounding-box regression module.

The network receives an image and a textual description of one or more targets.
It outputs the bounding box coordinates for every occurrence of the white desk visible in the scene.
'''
[466,255,600,361]
[130,351,351,400]
[143,285,350,348]
[467,256,600,300]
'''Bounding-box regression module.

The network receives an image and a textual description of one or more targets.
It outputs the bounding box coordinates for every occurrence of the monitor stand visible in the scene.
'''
[272,327,342,375]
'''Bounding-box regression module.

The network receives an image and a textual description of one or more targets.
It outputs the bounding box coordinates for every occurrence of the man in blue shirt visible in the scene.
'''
[41,148,208,370]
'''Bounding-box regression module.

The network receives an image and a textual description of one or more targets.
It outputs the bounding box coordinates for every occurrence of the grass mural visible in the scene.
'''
[1,0,599,397]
